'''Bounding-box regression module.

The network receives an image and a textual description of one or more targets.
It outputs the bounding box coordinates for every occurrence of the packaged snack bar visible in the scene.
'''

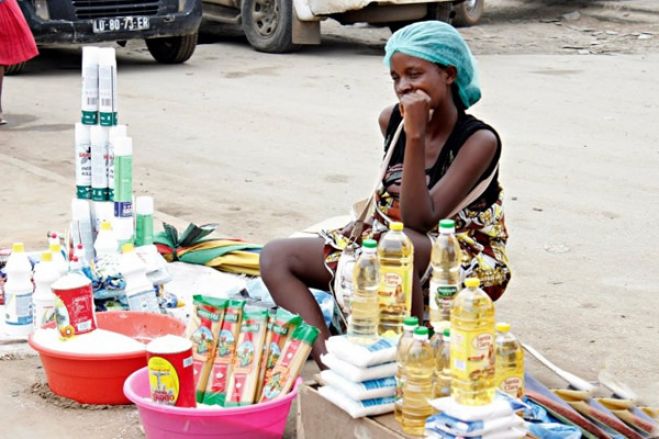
[185,295,227,402]
[260,323,319,402]
[202,299,246,406]
[256,307,303,399]
[225,308,269,406]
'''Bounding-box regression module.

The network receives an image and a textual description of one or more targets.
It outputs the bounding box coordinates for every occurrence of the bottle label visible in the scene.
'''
[450,330,494,383]
[497,374,524,398]
[4,291,33,326]
[429,282,459,311]
[127,289,159,313]
[378,268,412,311]
[148,356,180,405]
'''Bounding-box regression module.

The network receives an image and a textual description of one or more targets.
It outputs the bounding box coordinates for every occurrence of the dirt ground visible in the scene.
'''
[1,0,658,437]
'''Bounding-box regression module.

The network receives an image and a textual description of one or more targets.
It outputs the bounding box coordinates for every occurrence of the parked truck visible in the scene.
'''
[201,0,484,53]
[10,0,203,74]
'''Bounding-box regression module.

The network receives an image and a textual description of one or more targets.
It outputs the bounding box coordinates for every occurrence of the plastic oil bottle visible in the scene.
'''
[429,219,462,326]
[33,252,60,329]
[450,277,496,405]
[401,326,434,436]
[347,239,380,345]
[431,327,451,398]
[377,221,414,338]
[494,322,525,398]
[3,243,34,337]
[394,316,418,423]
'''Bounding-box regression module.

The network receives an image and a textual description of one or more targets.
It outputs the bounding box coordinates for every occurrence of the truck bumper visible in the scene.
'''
[19,0,202,44]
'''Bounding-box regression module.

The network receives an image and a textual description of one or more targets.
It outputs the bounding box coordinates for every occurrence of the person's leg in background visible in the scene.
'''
[0,65,6,125]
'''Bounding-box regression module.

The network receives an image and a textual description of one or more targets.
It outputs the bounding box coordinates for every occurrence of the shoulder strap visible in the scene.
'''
[447,163,499,218]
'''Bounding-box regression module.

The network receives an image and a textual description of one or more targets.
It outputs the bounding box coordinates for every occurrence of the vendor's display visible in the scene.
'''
[494,323,524,399]
[400,326,435,436]
[347,239,380,345]
[146,335,196,408]
[429,219,462,327]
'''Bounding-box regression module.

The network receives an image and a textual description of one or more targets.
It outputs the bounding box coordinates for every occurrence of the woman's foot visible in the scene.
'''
[0,114,7,125]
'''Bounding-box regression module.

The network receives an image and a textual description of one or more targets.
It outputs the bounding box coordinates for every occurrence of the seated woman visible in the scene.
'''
[260,21,511,367]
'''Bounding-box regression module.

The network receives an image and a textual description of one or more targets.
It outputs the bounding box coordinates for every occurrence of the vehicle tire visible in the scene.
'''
[5,62,26,75]
[387,2,452,34]
[241,0,299,53]
[452,0,483,27]
[146,33,198,64]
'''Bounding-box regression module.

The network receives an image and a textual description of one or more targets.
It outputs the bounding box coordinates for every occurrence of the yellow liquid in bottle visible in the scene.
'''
[494,324,525,398]
[401,333,434,437]
[394,329,415,423]
[347,243,380,345]
[377,227,413,338]
[429,226,462,326]
[450,279,496,405]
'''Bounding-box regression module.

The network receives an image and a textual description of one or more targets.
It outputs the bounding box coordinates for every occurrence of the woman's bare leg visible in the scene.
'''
[260,237,332,367]
[0,65,5,117]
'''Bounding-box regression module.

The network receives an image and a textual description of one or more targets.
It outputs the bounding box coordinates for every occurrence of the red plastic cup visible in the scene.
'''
[146,335,196,408]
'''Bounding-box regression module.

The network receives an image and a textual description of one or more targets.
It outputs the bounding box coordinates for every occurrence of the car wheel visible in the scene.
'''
[388,2,452,34]
[241,0,299,53]
[5,63,26,75]
[146,34,198,64]
[453,0,483,27]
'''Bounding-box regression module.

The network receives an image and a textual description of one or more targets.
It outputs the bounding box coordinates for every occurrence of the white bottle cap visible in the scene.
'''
[136,196,154,216]
[75,123,91,143]
[98,47,117,66]
[113,136,133,156]
[71,198,91,221]
[82,46,100,65]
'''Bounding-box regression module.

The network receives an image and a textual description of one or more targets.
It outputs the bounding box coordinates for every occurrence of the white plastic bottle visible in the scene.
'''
[49,243,68,276]
[33,251,60,329]
[120,243,159,312]
[3,243,34,337]
[71,198,95,262]
[107,124,128,202]
[94,220,120,277]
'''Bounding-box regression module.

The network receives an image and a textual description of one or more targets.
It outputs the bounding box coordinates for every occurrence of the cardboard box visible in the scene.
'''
[296,382,413,439]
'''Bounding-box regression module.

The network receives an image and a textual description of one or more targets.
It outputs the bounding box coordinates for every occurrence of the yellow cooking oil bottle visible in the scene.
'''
[430,326,451,398]
[429,219,462,326]
[401,326,434,436]
[450,277,496,405]
[494,322,525,398]
[394,316,418,423]
[377,221,413,338]
[347,239,380,345]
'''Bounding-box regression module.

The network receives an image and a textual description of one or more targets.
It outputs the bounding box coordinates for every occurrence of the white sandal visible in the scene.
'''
[0,114,7,125]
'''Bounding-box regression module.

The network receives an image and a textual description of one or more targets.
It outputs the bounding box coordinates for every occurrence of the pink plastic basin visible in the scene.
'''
[124,367,300,439]
[28,311,185,405]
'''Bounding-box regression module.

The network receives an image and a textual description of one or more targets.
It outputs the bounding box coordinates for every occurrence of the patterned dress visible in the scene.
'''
[323,105,511,310]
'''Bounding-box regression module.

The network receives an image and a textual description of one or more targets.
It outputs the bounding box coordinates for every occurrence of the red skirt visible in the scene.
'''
[0,0,39,66]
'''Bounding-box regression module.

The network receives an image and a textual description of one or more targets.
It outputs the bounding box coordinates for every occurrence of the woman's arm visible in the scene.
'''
[399,93,497,232]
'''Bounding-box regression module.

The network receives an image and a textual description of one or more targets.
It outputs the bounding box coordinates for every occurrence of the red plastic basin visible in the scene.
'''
[28,311,185,405]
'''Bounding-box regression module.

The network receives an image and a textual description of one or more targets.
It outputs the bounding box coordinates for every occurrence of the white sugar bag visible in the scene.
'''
[318,385,395,418]
[321,353,397,382]
[320,370,396,400]
[325,335,397,367]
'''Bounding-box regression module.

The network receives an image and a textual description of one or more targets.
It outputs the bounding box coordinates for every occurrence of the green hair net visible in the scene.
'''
[384,21,481,109]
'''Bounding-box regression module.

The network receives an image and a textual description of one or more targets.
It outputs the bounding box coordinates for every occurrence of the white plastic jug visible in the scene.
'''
[4,243,34,337]
[33,251,60,329]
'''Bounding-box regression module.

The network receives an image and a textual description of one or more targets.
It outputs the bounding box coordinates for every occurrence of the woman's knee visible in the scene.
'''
[260,239,290,282]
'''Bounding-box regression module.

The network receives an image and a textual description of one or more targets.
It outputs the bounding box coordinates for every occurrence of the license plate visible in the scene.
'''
[92,16,150,34]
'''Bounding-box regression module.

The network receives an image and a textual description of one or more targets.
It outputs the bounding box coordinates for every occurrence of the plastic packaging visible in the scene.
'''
[98,47,118,126]
[325,335,397,368]
[81,46,100,125]
[146,335,195,408]
[320,370,396,400]
[94,220,120,277]
[33,251,60,329]
[401,326,434,436]
[3,243,34,337]
[90,125,110,201]
[52,272,97,338]
[429,219,462,325]
[377,221,414,338]
[450,277,496,405]
[75,123,92,199]
[112,136,133,245]
[334,245,356,314]
[321,353,397,382]
[394,316,418,422]
[347,239,380,345]
[318,385,396,418]
[120,243,159,313]
[135,195,154,246]
[494,322,525,398]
